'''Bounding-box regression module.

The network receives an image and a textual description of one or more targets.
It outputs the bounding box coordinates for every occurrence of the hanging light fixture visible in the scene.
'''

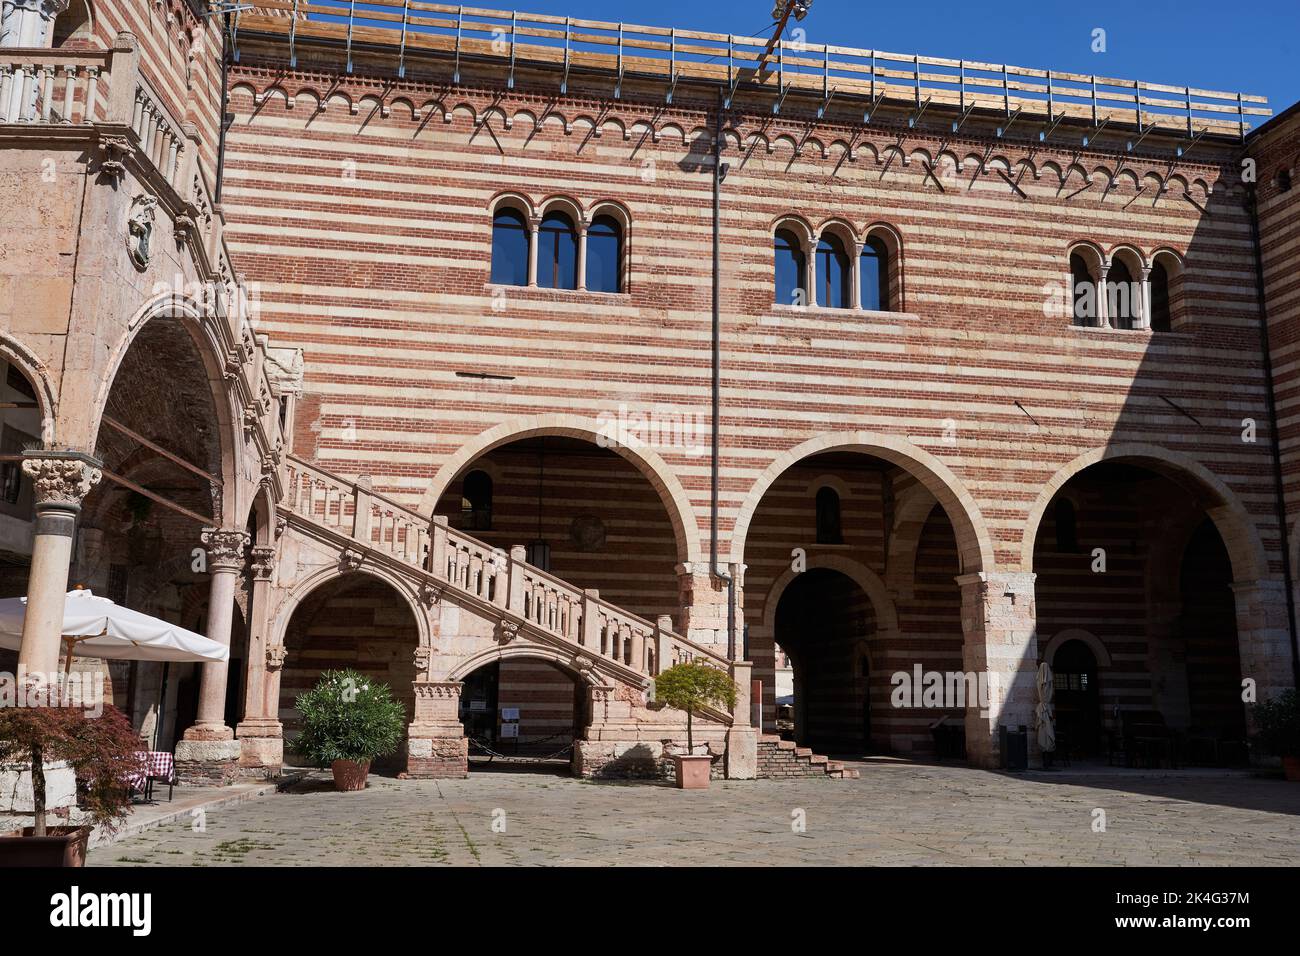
[527,438,551,571]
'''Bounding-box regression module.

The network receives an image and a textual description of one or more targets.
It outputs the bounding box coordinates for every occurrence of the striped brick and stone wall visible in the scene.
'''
[206,16,1295,765]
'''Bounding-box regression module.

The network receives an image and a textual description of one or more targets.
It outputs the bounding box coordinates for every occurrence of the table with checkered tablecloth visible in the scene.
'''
[126,751,174,792]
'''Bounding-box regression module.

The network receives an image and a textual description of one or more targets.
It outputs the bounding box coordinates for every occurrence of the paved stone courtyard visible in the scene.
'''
[89,762,1300,866]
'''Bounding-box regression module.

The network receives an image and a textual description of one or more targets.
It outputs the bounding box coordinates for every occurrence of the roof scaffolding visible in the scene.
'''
[240,2,1269,140]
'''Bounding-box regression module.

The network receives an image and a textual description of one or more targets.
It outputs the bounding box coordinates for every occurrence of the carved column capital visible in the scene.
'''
[201,527,250,572]
[250,545,277,581]
[21,454,101,512]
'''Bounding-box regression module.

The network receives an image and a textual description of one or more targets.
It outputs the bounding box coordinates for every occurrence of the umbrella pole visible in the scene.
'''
[155,662,171,751]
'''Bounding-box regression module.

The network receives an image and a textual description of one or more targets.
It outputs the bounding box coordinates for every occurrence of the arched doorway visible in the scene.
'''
[774,568,873,754]
[458,656,586,773]
[61,310,236,749]
[743,446,975,758]
[1032,460,1250,764]
[280,573,420,771]
[1051,639,1101,755]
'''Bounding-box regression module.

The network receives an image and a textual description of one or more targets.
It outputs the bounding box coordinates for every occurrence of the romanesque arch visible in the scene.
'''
[418,412,704,565]
[1021,442,1270,583]
[729,431,995,573]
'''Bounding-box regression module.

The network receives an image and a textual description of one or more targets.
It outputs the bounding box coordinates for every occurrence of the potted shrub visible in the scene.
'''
[293,669,407,791]
[653,662,737,790]
[1254,690,1300,781]
[0,704,143,866]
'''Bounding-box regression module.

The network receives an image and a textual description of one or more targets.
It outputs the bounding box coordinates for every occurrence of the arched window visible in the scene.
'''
[1108,259,1137,330]
[1054,498,1078,553]
[461,470,493,531]
[860,236,890,311]
[815,487,842,544]
[490,207,530,287]
[774,229,806,306]
[538,211,578,290]
[586,215,622,293]
[1149,261,1171,332]
[816,234,851,309]
[1070,253,1096,327]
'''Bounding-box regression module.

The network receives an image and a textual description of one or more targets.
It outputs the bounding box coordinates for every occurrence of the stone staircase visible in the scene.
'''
[757,735,860,780]
[279,455,736,701]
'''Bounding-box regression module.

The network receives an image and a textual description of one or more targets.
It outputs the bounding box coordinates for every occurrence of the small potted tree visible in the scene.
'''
[0,704,143,866]
[293,669,407,791]
[1254,690,1300,781]
[653,662,737,790]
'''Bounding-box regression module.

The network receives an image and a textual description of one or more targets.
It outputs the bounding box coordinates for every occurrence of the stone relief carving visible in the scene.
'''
[127,193,159,270]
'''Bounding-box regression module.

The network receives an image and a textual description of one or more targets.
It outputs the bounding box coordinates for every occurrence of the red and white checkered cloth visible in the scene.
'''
[126,751,174,790]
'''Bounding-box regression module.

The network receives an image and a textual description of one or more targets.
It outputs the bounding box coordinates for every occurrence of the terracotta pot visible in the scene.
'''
[1283,756,1300,782]
[672,754,712,790]
[0,825,91,867]
[330,759,371,791]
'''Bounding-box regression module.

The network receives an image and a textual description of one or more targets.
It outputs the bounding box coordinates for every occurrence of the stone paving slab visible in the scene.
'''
[87,763,1300,867]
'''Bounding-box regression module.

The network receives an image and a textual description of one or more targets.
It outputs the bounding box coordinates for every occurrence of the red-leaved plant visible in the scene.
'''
[0,705,144,836]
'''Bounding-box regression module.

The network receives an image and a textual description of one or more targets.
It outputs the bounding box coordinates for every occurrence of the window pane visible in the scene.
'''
[587,216,621,293]
[490,209,530,287]
[540,212,578,290]
[775,230,805,306]
[1071,254,1095,327]
[1150,262,1171,332]
[1109,260,1136,330]
[860,237,889,311]
[817,236,851,309]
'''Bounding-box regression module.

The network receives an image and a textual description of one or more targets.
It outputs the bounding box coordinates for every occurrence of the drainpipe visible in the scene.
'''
[215,12,232,203]
[1246,183,1300,690]
[710,85,736,660]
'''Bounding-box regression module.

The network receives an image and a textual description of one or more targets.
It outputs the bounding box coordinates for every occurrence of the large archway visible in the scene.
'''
[743,448,972,757]
[279,572,422,771]
[419,414,703,566]
[431,434,683,624]
[1031,458,1254,764]
[60,307,241,750]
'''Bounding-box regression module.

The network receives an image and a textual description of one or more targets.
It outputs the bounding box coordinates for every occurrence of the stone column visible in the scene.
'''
[1231,579,1295,728]
[577,221,589,291]
[1138,266,1152,330]
[527,217,540,287]
[16,454,100,683]
[236,544,282,776]
[1097,264,1111,329]
[175,528,249,786]
[725,661,758,779]
[958,572,1040,768]
[406,680,468,778]
[1,0,68,48]
[805,241,817,307]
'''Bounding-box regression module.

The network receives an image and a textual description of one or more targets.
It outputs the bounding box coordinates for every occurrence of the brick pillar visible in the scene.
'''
[236,545,283,776]
[406,680,467,778]
[958,572,1040,768]
[175,528,249,786]
[1231,579,1295,729]
[16,454,100,683]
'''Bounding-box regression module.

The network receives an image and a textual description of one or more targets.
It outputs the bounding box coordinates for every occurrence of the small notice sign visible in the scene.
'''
[501,707,520,721]
[499,722,519,738]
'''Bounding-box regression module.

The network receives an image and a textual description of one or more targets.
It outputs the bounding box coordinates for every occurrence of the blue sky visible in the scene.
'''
[499,0,1299,124]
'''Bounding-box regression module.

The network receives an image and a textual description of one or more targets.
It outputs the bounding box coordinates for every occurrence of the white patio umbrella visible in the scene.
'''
[1035,661,1056,754]
[0,588,228,672]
